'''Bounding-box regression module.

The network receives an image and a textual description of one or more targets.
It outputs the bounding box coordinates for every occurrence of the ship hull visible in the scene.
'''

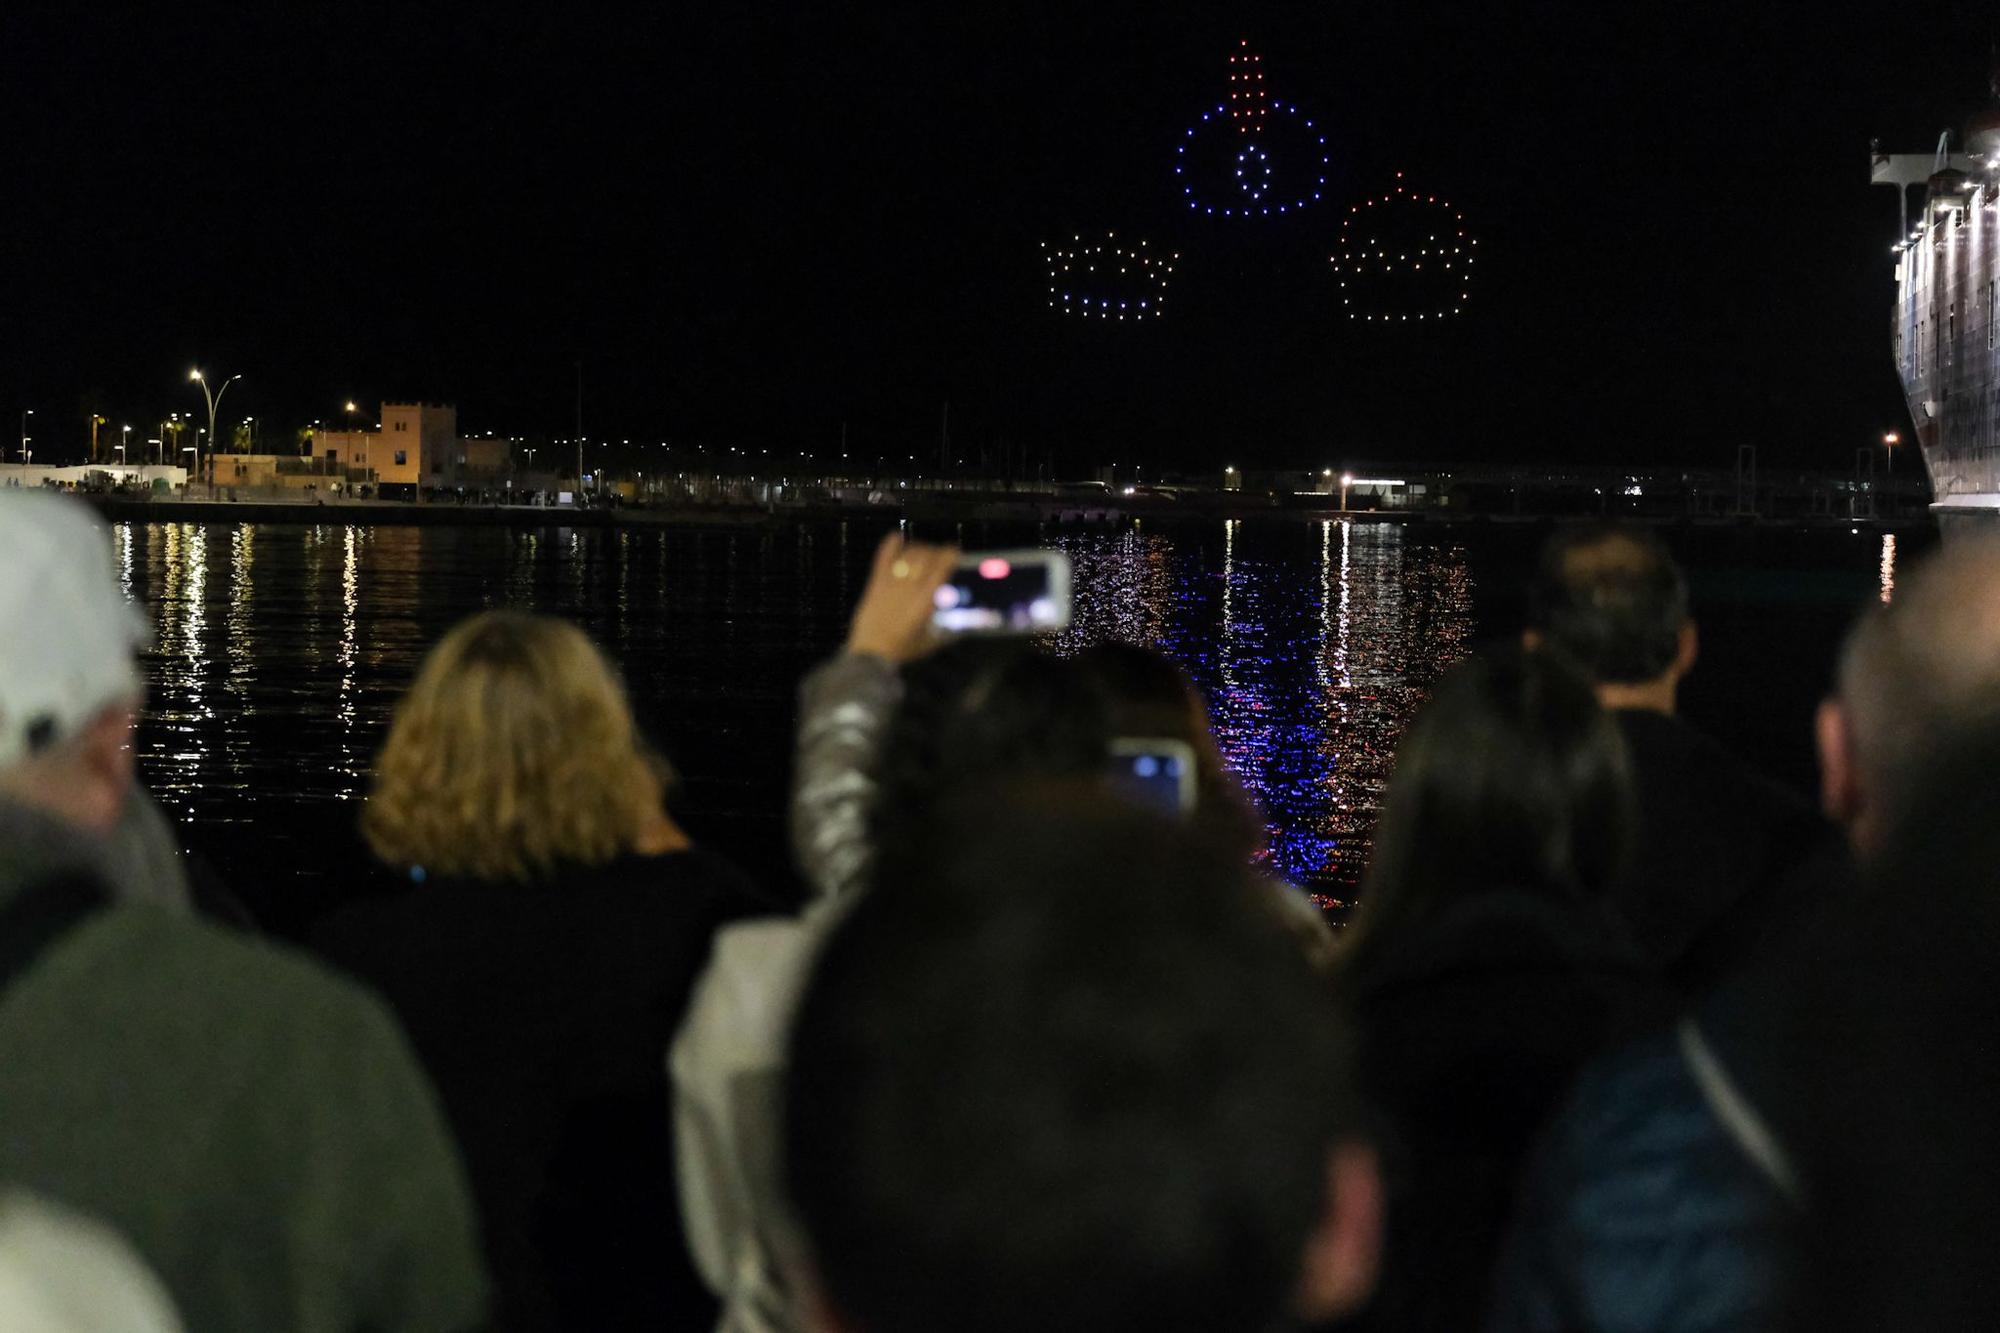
[1892,170,2000,519]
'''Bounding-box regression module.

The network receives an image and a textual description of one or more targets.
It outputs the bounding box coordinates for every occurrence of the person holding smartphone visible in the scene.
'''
[675,532,967,1333]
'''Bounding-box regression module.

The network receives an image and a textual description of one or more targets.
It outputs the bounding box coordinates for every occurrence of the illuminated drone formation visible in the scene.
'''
[1043,234,1179,320]
[1175,40,1328,218]
[1328,173,1477,321]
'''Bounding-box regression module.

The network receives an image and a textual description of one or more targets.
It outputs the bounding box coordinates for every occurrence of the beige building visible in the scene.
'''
[309,402,515,492]
[207,454,339,492]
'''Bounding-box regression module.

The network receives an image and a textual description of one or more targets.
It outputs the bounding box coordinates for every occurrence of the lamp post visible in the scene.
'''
[120,424,131,468]
[18,409,30,464]
[189,368,242,486]
[1341,472,1354,512]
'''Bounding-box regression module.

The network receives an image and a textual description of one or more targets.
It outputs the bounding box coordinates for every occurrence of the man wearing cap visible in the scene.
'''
[0,503,204,915]
[0,492,489,1332]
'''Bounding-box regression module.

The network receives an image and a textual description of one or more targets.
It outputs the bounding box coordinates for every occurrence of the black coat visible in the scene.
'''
[1612,709,1834,997]
[1337,888,1671,1333]
[313,848,768,1333]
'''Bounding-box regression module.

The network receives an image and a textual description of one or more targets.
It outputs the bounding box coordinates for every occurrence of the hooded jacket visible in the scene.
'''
[0,795,489,1333]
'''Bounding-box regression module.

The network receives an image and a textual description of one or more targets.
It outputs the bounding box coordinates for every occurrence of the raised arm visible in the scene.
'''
[789,534,956,901]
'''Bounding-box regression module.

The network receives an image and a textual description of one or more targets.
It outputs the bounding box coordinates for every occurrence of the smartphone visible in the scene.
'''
[1105,738,1199,816]
[931,549,1072,634]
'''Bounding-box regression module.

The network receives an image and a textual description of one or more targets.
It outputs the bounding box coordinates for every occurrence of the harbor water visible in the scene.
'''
[115,517,1918,935]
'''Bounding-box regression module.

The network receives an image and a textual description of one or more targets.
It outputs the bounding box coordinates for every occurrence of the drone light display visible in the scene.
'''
[1175,40,1328,218]
[1043,233,1179,320]
[1328,172,1477,321]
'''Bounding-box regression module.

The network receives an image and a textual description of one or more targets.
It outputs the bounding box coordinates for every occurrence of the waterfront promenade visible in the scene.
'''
[79,461,1935,531]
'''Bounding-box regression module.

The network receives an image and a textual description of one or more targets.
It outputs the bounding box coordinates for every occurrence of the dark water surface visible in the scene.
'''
[116,518,1921,936]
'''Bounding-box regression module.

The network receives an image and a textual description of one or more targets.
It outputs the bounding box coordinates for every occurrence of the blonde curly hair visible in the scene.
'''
[362,611,670,883]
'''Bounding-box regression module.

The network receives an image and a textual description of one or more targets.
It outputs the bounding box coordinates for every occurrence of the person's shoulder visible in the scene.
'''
[1495,1025,1793,1333]
[67,906,411,1044]
[606,847,786,921]
[1623,710,1817,818]
[1616,708,1740,779]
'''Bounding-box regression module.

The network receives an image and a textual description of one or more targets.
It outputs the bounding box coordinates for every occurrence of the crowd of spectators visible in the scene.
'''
[1,485,1996,1331]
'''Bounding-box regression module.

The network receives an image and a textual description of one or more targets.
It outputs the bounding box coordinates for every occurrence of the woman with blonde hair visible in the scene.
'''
[314,610,765,1332]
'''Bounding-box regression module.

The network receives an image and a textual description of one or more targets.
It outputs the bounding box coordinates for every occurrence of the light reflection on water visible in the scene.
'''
[1053,521,1473,890]
[114,517,1878,933]
[126,519,1468,910]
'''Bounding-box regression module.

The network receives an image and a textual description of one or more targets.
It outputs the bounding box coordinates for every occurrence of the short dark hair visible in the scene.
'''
[1076,641,1265,860]
[784,794,1360,1333]
[870,641,1110,874]
[1527,524,1690,684]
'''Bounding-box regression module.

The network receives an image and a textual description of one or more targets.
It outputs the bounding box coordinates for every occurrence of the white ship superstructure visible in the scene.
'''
[1874,74,2000,520]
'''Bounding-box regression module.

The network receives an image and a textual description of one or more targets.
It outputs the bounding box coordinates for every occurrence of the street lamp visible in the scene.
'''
[18,409,30,465]
[121,424,131,467]
[189,367,242,484]
[1341,472,1355,511]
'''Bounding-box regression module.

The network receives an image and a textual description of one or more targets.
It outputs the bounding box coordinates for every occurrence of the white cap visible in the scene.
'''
[0,492,149,769]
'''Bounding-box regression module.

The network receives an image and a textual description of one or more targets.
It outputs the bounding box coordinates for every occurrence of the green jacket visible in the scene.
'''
[0,799,489,1332]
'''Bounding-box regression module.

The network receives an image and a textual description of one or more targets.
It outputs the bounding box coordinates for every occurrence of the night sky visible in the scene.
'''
[0,3,1989,473]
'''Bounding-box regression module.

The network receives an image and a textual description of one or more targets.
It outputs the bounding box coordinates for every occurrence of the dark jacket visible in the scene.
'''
[0,797,488,1333]
[313,848,767,1333]
[1482,1027,1790,1333]
[1611,710,1831,997]
[1337,889,1670,1333]
[1482,843,1859,1333]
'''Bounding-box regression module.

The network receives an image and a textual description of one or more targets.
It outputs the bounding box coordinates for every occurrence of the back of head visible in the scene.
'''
[1527,524,1690,684]
[1356,646,1632,946]
[1833,535,2000,835]
[870,640,1109,871]
[1077,641,1264,858]
[784,793,1359,1333]
[0,492,149,833]
[362,610,666,882]
[1790,725,2000,1330]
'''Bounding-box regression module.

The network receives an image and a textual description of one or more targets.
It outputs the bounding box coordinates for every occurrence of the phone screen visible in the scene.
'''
[932,551,1071,634]
[1105,740,1198,816]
